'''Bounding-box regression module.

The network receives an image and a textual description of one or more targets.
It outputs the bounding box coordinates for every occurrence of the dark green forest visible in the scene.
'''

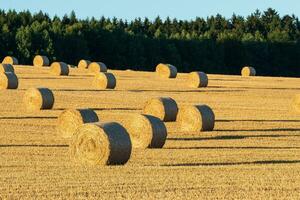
[1,8,300,76]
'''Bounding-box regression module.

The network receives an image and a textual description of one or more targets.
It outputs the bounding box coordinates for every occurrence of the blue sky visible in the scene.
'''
[1,0,300,20]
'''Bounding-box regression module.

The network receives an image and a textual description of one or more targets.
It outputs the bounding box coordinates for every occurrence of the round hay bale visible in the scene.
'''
[241,66,256,76]
[156,63,177,78]
[292,94,300,113]
[57,109,99,138]
[50,62,69,76]
[177,105,215,132]
[88,62,107,74]
[70,122,132,166]
[123,114,167,149]
[78,59,91,69]
[143,97,178,122]
[0,64,14,73]
[2,56,18,65]
[23,88,54,111]
[0,72,18,89]
[189,71,208,88]
[93,72,116,89]
[33,55,49,67]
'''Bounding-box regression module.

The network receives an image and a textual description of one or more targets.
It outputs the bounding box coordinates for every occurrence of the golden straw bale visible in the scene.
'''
[33,55,49,67]
[23,88,54,111]
[189,71,208,88]
[2,56,18,65]
[70,122,132,166]
[156,63,177,78]
[88,62,107,74]
[241,66,256,76]
[0,72,18,89]
[177,104,215,132]
[57,109,99,138]
[143,97,178,122]
[0,64,14,73]
[50,62,69,76]
[122,114,167,149]
[93,72,116,89]
[78,60,91,69]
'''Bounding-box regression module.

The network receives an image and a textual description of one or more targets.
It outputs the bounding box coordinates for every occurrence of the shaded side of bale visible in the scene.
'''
[189,71,208,88]
[177,104,215,132]
[33,55,49,67]
[122,114,167,149]
[143,97,178,122]
[156,63,177,78]
[102,122,132,165]
[93,72,116,89]
[145,114,167,148]
[23,88,54,111]
[70,122,132,166]
[0,64,14,73]
[2,56,18,65]
[0,72,18,89]
[241,66,256,76]
[50,62,69,76]
[78,60,91,69]
[88,62,108,74]
[57,109,99,138]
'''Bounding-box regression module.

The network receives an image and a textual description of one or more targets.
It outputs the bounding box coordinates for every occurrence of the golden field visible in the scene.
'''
[0,65,300,199]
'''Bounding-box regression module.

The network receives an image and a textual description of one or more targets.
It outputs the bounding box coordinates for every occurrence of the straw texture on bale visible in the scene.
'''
[2,56,18,65]
[177,105,215,132]
[122,114,167,149]
[0,64,14,73]
[93,72,116,89]
[88,62,107,74]
[189,72,208,88]
[292,94,300,113]
[23,88,54,111]
[50,62,69,76]
[33,55,49,67]
[70,122,132,166]
[57,109,99,138]
[241,66,256,76]
[78,60,91,69]
[0,72,18,89]
[143,97,178,122]
[156,63,177,78]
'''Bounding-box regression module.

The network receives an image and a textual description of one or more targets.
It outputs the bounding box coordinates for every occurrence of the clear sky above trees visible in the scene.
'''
[1,0,300,20]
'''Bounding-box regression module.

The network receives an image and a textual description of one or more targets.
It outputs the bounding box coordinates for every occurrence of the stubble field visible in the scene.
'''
[0,66,300,199]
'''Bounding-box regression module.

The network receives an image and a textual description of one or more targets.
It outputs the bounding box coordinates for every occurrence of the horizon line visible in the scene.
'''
[1,8,299,22]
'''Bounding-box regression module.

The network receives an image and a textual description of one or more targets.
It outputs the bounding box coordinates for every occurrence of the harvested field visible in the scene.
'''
[0,65,300,199]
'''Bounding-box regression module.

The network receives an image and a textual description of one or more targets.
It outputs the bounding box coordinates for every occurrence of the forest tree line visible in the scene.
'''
[0,8,300,76]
